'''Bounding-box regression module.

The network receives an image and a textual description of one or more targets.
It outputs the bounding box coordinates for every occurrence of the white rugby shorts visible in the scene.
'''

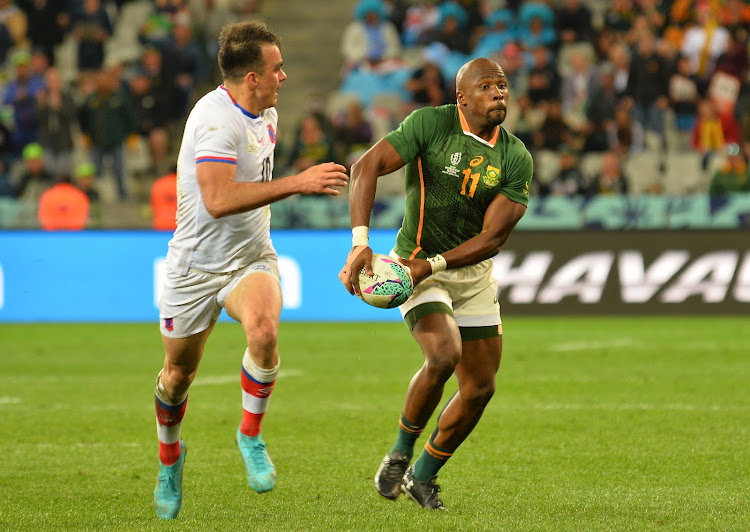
[392,251,501,327]
[159,246,280,338]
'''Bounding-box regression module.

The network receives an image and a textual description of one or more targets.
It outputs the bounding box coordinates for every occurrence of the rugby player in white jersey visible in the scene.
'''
[152,21,348,519]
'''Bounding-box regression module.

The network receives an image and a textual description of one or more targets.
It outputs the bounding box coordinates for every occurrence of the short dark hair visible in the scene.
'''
[217,21,281,82]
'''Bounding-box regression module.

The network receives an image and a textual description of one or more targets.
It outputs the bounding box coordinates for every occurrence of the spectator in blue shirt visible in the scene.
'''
[2,50,46,156]
[341,0,401,73]
[517,2,557,50]
[473,9,516,59]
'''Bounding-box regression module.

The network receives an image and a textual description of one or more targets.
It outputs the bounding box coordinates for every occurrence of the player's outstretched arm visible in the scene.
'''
[339,139,405,296]
[399,194,527,285]
[197,161,348,218]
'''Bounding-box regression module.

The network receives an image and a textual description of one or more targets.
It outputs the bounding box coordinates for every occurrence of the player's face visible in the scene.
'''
[253,44,287,110]
[461,67,509,126]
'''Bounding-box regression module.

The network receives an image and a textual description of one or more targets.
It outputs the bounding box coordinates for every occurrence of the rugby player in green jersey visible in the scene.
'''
[339,57,533,510]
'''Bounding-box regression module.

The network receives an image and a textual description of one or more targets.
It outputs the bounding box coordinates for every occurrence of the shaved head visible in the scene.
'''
[455,57,509,135]
[456,58,504,94]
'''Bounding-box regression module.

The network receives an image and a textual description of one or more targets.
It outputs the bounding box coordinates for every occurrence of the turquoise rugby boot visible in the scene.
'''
[154,440,187,519]
[236,427,277,493]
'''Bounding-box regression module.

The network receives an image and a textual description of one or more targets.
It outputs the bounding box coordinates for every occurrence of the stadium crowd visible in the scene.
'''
[0,0,749,229]
[0,0,258,228]
[325,0,750,199]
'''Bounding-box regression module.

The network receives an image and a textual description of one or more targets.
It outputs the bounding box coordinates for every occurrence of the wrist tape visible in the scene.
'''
[427,254,447,274]
[352,226,369,248]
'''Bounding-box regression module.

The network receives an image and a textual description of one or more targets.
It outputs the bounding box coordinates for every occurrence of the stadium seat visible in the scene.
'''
[400,46,427,69]
[557,42,596,77]
[533,149,561,184]
[0,198,22,228]
[370,93,404,117]
[325,91,362,119]
[368,106,397,144]
[579,152,604,180]
[623,152,660,195]
[662,152,706,195]
[54,35,79,85]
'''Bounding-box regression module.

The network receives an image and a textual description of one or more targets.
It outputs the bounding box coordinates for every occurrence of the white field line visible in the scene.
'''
[508,402,749,411]
[192,369,303,387]
[0,372,304,409]
[0,396,21,405]
[31,441,142,449]
[550,339,749,353]
[550,339,637,352]
[516,375,647,383]
[0,368,305,384]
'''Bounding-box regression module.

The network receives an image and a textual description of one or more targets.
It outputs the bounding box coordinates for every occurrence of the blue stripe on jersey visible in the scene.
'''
[196,157,237,164]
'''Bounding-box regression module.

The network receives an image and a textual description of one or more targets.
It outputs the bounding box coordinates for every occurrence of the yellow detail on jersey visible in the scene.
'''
[484,165,500,187]
[523,181,529,195]
[461,168,480,197]
[469,156,484,167]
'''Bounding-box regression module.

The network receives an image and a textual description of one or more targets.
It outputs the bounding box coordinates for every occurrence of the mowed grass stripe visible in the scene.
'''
[0,318,748,531]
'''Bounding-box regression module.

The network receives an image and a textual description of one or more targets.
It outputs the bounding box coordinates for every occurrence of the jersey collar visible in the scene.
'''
[220,84,260,119]
[457,106,499,148]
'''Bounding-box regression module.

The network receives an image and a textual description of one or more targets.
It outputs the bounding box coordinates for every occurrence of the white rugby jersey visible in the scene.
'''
[167,85,278,274]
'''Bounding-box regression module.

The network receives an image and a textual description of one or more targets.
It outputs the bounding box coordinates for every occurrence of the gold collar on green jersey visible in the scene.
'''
[457,107,500,148]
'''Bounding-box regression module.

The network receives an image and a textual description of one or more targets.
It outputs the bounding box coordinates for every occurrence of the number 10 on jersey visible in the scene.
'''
[261,156,271,182]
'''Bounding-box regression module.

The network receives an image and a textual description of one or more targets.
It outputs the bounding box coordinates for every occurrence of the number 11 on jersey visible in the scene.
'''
[460,155,484,198]
[460,168,479,198]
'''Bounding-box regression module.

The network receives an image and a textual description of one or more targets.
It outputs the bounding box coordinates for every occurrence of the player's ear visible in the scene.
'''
[456,91,465,106]
[245,70,259,88]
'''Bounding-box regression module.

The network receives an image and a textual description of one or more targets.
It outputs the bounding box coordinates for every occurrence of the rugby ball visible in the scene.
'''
[358,253,414,309]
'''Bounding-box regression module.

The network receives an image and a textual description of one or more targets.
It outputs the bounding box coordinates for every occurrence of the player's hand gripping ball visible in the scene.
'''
[358,253,414,309]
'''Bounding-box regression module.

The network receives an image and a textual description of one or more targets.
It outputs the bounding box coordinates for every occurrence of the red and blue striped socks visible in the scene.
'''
[154,371,187,466]
[240,350,278,437]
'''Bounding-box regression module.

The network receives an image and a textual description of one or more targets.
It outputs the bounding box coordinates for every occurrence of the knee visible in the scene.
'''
[162,364,196,397]
[424,349,461,381]
[462,380,496,409]
[245,316,278,358]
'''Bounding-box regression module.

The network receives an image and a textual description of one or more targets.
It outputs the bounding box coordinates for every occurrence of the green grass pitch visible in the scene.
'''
[1,317,748,531]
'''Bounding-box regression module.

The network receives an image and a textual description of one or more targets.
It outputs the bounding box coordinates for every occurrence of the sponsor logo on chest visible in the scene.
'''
[247,123,276,153]
[246,128,260,153]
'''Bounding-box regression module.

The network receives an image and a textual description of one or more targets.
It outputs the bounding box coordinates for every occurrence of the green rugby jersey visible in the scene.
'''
[385,104,533,259]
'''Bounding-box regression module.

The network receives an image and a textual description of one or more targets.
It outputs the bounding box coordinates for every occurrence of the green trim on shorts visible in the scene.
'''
[459,325,500,342]
[404,302,453,331]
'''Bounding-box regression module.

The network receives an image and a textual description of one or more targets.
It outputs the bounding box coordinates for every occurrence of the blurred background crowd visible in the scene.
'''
[0,0,748,230]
